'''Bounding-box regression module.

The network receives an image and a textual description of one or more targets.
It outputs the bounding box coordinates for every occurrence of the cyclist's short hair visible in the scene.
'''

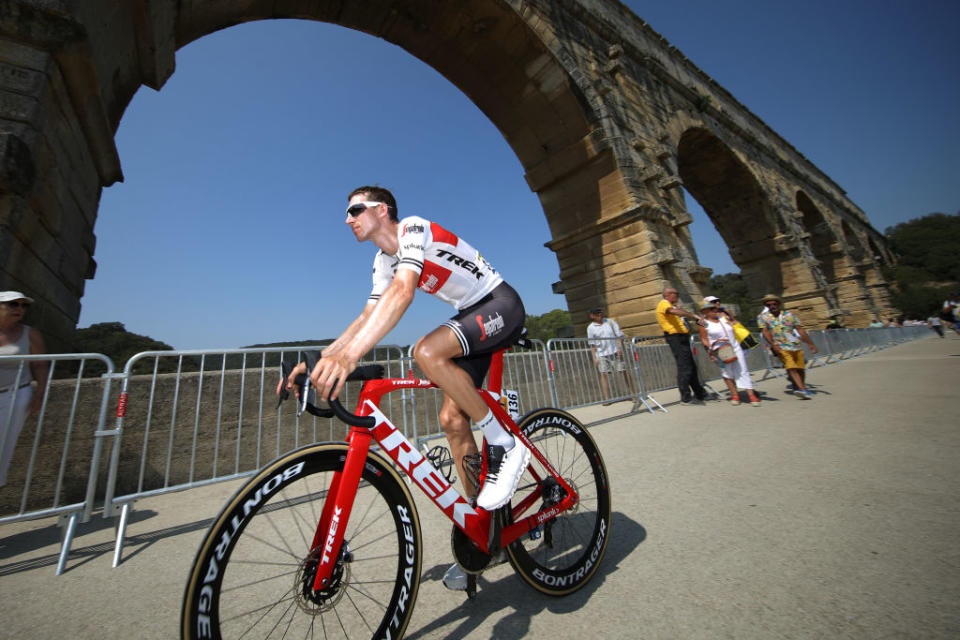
[349,185,398,222]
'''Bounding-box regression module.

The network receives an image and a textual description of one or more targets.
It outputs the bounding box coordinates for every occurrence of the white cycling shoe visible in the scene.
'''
[476,437,530,511]
[442,563,469,591]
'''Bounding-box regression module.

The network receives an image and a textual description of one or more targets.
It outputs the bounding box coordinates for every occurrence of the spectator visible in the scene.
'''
[869,317,885,328]
[656,286,707,405]
[757,294,818,399]
[927,315,945,338]
[586,306,630,405]
[1,291,48,488]
[943,294,960,335]
[698,300,761,406]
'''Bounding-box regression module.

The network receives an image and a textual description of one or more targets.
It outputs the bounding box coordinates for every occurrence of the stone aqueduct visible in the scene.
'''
[0,0,896,349]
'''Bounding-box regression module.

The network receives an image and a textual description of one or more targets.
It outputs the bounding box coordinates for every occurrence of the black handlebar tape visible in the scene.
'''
[327,396,376,428]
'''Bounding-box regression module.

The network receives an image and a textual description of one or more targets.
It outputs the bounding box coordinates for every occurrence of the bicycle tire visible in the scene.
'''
[181,443,422,640]
[503,408,612,596]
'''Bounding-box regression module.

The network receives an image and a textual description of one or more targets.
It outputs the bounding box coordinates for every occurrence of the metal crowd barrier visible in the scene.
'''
[545,337,646,412]
[0,325,935,574]
[102,344,405,567]
[0,353,116,574]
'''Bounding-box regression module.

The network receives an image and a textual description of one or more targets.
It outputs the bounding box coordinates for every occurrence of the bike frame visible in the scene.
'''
[309,350,580,591]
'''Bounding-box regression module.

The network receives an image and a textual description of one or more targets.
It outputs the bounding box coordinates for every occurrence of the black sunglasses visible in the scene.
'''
[346,201,384,217]
[2,301,30,309]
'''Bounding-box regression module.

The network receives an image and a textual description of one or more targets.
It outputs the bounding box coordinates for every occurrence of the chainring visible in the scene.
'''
[450,524,494,574]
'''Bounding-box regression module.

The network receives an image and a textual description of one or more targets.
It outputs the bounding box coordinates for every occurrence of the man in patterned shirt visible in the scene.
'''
[280,186,529,514]
[756,294,818,399]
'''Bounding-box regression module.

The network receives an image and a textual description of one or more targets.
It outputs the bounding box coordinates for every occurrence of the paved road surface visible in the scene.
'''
[1,335,958,639]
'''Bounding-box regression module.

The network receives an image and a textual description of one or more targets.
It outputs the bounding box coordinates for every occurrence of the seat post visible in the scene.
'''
[487,349,504,394]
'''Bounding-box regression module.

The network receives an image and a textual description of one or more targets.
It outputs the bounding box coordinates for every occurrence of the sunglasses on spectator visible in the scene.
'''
[2,301,30,309]
[346,201,384,217]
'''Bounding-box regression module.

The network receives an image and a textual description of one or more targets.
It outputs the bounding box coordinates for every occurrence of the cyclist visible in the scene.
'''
[279,185,528,514]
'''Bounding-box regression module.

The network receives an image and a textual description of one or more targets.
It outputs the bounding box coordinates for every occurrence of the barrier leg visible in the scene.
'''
[112,501,131,568]
[56,511,79,575]
[644,394,667,413]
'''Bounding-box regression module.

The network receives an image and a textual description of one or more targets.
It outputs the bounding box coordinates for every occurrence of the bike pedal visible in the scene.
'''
[528,525,542,541]
[466,574,478,599]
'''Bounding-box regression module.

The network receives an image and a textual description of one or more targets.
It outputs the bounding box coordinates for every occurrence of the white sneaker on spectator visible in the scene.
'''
[476,437,530,511]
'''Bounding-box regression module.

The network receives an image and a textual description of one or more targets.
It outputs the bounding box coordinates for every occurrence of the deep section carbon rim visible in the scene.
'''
[182,444,422,639]
[505,409,612,596]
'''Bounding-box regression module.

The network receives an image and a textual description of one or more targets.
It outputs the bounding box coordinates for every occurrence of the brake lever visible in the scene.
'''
[279,360,330,418]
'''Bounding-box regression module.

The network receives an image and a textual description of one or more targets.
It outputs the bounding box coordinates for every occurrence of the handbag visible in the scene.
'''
[732,321,759,350]
[711,338,738,363]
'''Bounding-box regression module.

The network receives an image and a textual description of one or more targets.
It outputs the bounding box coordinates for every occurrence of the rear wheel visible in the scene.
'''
[181,443,422,639]
[503,409,612,596]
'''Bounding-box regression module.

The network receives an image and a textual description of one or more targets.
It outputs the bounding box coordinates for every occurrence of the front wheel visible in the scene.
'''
[503,408,612,596]
[181,443,422,639]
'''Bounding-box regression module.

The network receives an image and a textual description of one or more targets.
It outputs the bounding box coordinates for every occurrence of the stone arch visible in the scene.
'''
[796,191,838,283]
[839,220,866,262]
[676,127,782,299]
[111,6,602,185]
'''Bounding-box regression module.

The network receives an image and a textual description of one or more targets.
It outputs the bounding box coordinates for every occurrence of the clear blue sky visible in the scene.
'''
[77,1,960,349]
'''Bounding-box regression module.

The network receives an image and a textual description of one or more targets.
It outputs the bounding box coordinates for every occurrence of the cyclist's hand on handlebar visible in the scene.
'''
[309,353,358,402]
[277,361,308,398]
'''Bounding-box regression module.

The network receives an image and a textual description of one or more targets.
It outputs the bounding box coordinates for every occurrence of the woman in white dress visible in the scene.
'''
[697,300,760,406]
[0,291,48,487]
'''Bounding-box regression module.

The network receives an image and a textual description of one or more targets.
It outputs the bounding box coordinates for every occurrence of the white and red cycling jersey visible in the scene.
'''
[369,216,503,310]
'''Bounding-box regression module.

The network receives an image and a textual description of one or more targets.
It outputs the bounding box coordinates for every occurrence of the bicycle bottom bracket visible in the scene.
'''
[295,543,352,613]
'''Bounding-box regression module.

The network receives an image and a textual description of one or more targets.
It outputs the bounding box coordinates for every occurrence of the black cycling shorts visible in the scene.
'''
[442,282,525,387]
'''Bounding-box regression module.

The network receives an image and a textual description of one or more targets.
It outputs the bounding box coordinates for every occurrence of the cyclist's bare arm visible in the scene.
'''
[310,269,417,400]
[275,303,374,398]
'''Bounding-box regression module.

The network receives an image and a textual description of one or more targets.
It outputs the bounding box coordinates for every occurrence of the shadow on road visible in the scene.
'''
[0,508,159,576]
[407,511,646,639]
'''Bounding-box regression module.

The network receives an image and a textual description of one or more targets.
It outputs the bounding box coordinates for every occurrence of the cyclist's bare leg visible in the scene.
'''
[438,396,479,498]
[412,327,493,424]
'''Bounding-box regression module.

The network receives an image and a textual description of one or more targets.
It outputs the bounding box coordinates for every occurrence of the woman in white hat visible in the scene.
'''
[0,291,48,487]
[698,299,760,406]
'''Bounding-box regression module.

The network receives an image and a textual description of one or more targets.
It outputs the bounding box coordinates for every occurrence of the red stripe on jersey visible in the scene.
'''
[430,222,459,247]
[418,261,452,294]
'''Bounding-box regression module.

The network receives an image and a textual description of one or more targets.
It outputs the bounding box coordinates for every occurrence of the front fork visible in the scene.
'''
[309,430,373,591]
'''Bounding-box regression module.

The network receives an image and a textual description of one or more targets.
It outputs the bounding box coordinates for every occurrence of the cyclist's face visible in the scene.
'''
[346,194,379,240]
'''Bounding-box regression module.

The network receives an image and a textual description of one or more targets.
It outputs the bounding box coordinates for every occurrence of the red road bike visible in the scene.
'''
[181,344,611,639]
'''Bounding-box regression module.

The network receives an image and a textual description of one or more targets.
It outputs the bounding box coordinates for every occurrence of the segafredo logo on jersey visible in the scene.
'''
[422,274,440,292]
[476,311,505,340]
[401,223,425,236]
[364,401,478,528]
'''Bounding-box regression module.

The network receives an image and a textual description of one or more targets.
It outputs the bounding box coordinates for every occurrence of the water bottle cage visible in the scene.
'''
[424,445,456,483]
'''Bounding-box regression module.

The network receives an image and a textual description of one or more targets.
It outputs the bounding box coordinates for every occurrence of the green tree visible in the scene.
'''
[704,273,763,327]
[885,212,960,282]
[884,211,960,319]
[525,309,572,343]
[68,322,178,377]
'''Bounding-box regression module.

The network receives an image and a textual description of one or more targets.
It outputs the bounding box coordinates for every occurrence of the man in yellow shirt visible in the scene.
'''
[656,286,707,404]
